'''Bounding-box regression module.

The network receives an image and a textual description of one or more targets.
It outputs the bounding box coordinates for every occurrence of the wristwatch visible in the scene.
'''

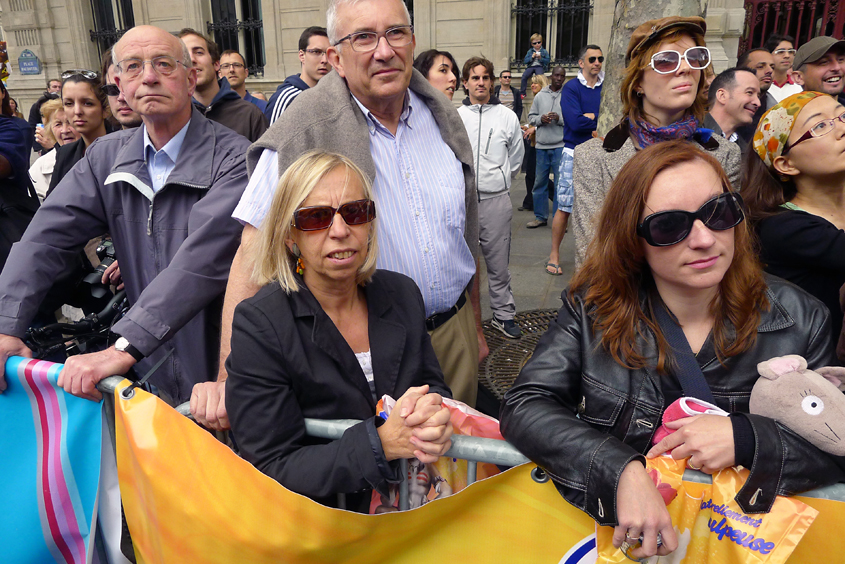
[114,336,144,362]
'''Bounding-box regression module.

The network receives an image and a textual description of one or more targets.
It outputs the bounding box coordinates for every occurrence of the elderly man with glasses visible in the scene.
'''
[0,25,250,414]
[198,0,485,431]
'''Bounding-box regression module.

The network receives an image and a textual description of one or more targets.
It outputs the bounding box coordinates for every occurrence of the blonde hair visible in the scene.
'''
[250,151,379,292]
[531,73,549,89]
[39,99,63,147]
[530,33,543,43]
[620,29,708,125]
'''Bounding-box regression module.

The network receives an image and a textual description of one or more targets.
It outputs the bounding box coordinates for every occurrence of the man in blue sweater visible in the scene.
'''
[546,44,603,275]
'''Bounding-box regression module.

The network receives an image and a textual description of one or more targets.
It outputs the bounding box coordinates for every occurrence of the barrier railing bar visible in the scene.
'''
[96,376,845,502]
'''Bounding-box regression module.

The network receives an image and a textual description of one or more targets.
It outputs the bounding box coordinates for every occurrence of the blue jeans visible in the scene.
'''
[532,147,562,222]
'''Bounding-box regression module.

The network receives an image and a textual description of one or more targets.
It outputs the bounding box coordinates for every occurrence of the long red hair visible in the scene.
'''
[570,140,768,373]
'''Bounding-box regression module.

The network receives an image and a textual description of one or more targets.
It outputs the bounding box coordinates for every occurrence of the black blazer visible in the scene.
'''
[225,269,451,512]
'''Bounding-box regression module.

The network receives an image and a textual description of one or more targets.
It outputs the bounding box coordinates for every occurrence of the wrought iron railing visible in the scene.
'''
[510,0,593,70]
[741,0,845,54]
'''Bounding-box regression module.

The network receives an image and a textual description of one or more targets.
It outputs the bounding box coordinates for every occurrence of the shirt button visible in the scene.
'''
[415,211,420,217]
[405,173,410,179]
[424,247,429,253]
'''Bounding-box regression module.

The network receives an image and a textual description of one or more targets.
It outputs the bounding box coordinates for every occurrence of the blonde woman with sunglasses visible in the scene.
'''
[571,16,741,267]
[225,151,453,513]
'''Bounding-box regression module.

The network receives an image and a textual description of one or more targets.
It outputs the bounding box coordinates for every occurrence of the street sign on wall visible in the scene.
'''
[18,50,41,75]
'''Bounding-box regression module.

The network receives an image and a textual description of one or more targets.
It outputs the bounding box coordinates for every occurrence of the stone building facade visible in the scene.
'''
[0,0,748,118]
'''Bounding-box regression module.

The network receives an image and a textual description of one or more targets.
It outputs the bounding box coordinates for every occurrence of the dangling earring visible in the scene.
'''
[636,90,644,98]
[292,243,304,276]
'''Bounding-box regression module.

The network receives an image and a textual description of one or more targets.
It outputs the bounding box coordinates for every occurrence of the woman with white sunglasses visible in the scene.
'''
[571,16,741,267]
[502,140,845,561]
[743,92,845,350]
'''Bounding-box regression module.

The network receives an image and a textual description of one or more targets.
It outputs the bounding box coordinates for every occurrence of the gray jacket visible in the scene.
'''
[571,120,742,267]
[247,69,479,262]
[527,86,565,149]
[0,109,250,401]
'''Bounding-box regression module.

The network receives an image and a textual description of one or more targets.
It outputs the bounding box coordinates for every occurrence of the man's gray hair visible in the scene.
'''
[326,0,411,45]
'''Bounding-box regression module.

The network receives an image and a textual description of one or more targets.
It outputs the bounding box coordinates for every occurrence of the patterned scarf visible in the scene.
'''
[629,115,699,148]
[753,91,826,168]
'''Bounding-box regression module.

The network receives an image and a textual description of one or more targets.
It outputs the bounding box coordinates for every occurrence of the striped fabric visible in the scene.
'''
[0,356,102,564]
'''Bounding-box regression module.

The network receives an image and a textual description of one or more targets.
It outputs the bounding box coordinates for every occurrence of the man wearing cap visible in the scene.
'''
[792,36,845,105]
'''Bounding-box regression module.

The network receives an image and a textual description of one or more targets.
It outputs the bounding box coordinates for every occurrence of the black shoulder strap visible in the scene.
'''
[653,303,717,404]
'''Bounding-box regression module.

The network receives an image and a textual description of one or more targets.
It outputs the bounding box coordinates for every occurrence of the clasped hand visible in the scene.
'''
[377,384,453,463]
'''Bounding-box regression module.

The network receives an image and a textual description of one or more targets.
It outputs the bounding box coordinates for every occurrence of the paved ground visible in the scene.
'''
[476,171,577,322]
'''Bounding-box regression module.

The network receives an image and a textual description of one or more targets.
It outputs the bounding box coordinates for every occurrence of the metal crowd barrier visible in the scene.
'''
[95,376,845,510]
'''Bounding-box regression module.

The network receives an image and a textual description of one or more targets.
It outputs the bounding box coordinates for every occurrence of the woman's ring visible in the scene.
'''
[688,460,702,471]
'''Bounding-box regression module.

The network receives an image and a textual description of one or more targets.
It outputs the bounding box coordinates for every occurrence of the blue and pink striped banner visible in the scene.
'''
[0,356,102,564]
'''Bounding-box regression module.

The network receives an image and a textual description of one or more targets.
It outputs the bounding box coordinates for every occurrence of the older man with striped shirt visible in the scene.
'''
[189,0,485,430]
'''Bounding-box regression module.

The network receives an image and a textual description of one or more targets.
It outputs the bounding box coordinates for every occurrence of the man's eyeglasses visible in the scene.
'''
[115,56,186,80]
[637,193,745,247]
[219,62,245,71]
[587,56,604,64]
[304,48,327,57]
[773,48,797,56]
[292,199,377,231]
[101,83,120,97]
[501,75,511,79]
[783,111,845,155]
[333,25,413,53]
[61,69,99,81]
[648,46,711,74]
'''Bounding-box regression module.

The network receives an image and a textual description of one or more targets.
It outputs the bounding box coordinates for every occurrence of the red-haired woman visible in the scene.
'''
[571,17,741,267]
[501,140,845,561]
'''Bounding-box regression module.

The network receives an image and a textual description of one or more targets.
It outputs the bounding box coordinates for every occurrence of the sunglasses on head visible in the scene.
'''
[292,199,376,231]
[101,83,120,96]
[61,69,100,81]
[648,46,711,74]
[637,192,745,247]
[587,56,604,64]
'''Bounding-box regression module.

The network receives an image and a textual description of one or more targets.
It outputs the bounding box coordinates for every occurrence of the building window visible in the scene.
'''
[88,0,135,57]
[207,0,265,76]
[511,0,593,69]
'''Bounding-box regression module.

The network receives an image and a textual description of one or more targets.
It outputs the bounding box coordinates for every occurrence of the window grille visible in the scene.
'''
[740,0,845,54]
[511,0,593,69]
[88,0,134,57]
[207,0,265,76]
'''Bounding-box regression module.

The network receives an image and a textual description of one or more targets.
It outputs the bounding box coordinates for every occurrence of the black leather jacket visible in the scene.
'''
[501,277,845,526]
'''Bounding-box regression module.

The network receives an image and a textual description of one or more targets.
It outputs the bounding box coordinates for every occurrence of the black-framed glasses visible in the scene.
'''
[783,111,845,155]
[648,46,711,74]
[773,48,796,56]
[637,193,745,247]
[219,62,245,71]
[115,56,186,80]
[587,56,604,64]
[304,48,327,57]
[101,83,120,97]
[61,69,99,81]
[532,41,542,45]
[501,74,511,79]
[333,25,413,53]
[292,199,376,231]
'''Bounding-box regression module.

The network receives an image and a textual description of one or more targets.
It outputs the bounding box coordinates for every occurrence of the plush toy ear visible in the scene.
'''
[757,355,807,380]
[816,367,845,391]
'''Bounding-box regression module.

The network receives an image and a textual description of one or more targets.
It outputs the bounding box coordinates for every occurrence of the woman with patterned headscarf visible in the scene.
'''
[742,91,845,346]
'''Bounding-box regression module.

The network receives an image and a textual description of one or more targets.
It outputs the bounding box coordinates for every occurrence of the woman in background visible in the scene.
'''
[414,49,460,101]
[46,69,111,197]
[29,99,81,200]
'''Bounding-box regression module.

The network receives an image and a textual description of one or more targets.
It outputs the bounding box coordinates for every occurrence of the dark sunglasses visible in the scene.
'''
[637,193,745,247]
[101,83,120,96]
[61,69,100,81]
[532,41,542,45]
[587,56,604,63]
[292,199,376,231]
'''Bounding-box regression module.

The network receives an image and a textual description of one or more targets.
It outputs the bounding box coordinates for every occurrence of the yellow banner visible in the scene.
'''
[114,384,845,563]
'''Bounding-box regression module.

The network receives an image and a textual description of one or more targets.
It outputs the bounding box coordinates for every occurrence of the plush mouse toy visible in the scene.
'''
[752,355,845,456]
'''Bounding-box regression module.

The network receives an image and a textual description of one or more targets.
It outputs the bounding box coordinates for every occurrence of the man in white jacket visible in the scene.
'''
[458,57,525,339]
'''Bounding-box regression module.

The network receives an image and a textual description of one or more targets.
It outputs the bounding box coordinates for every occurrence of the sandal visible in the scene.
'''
[545,261,563,276]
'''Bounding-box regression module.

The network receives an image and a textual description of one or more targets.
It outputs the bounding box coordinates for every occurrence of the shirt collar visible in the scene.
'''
[143,119,191,163]
[772,75,796,88]
[351,91,413,134]
[577,70,605,88]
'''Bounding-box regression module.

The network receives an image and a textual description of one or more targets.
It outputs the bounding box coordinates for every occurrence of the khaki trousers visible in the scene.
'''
[428,294,479,407]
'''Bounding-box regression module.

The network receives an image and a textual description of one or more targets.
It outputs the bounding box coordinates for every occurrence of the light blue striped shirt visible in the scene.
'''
[143,120,191,192]
[232,90,474,317]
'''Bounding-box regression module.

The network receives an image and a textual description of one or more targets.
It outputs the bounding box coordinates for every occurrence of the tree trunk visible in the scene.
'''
[597,0,709,137]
